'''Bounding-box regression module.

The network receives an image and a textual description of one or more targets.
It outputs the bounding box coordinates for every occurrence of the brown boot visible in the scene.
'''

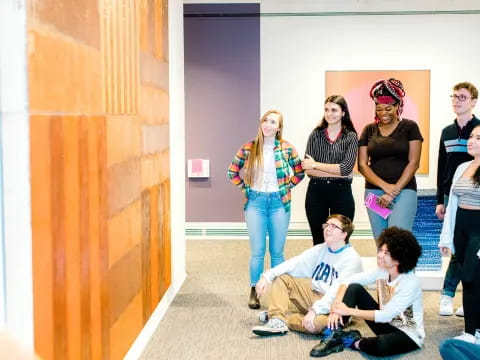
[248,286,260,309]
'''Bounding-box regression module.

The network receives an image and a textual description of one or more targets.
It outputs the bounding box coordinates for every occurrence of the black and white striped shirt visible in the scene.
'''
[453,177,480,207]
[305,128,358,179]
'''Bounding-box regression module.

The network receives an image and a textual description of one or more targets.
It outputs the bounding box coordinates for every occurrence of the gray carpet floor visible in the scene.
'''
[140,239,464,360]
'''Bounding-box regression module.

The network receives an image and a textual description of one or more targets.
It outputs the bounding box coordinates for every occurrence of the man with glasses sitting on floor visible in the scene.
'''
[251,214,362,336]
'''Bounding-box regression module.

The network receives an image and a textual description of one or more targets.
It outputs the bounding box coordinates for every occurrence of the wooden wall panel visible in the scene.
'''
[149,186,160,309]
[28,28,102,113]
[101,0,139,114]
[107,159,141,217]
[108,245,142,326]
[159,180,171,296]
[28,0,100,48]
[31,114,110,360]
[63,116,83,360]
[109,294,143,360]
[29,0,170,358]
[31,115,54,360]
[87,116,104,360]
[106,116,141,166]
[79,117,93,360]
[153,0,164,60]
[49,117,69,359]
[141,190,152,321]
[107,200,142,267]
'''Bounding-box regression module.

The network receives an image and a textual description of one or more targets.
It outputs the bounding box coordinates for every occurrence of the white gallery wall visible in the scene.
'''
[260,1,480,228]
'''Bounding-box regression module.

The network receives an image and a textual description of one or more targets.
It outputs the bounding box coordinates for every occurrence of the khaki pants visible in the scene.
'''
[267,274,328,334]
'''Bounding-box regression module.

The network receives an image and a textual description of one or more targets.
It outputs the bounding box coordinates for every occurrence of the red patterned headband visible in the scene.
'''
[370,78,406,122]
[375,95,396,105]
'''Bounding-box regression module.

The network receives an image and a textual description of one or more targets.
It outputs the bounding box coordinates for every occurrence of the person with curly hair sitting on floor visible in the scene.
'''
[310,227,424,357]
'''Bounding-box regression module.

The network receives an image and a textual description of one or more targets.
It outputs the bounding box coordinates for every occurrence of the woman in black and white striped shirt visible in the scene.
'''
[302,95,358,245]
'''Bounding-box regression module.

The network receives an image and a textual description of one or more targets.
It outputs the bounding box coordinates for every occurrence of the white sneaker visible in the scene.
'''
[454,332,476,343]
[455,306,464,317]
[439,295,454,316]
[252,318,288,336]
[257,311,268,324]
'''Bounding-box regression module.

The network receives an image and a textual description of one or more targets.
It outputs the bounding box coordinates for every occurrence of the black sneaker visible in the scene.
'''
[310,329,344,357]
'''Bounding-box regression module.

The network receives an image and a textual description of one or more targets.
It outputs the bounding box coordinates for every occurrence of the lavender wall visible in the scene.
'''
[184,4,260,222]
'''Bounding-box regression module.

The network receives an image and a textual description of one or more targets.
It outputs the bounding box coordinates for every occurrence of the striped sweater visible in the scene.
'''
[305,128,358,179]
[227,139,304,211]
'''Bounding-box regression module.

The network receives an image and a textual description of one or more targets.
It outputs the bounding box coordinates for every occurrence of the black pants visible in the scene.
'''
[453,208,480,335]
[305,179,355,245]
[342,284,419,357]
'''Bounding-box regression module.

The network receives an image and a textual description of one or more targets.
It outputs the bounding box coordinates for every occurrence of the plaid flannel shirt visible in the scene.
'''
[227,139,304,212]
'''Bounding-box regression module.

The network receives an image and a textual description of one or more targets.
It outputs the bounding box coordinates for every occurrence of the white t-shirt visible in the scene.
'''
[252,143,279,192]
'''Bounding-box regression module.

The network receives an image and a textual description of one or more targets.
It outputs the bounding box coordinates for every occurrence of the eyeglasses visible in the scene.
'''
[450,94,470,102]
[322,223,343,231]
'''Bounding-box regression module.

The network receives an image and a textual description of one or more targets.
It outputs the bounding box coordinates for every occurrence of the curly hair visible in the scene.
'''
[377,227,422,273]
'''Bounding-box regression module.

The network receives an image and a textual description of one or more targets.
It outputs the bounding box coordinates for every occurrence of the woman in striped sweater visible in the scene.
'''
[302,95,358,245]
[228,110,304,309]
[439,124,480,344]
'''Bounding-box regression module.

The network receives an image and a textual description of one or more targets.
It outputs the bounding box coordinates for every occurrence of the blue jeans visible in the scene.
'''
[439,339,480,360]
[245,191,290,286]
[365,189,417,242]
[442,195,462,297]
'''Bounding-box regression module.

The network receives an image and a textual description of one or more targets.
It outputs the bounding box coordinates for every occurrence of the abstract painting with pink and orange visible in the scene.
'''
[326,70,430,174]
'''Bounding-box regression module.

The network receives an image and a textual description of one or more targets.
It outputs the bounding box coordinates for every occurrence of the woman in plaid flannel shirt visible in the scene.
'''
[228,110,304,309]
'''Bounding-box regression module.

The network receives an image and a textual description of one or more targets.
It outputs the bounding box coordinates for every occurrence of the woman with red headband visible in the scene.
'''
[358,78,423,244]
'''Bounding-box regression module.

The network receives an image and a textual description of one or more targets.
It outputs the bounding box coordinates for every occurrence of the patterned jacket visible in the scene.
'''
[227,138,304,212]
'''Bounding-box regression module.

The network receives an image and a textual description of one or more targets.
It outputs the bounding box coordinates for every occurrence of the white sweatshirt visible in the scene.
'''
[262,243,362,314]
[342,268,425,347]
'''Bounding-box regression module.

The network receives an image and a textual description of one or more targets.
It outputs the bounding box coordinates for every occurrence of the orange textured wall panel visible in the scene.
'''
[29,0,170,358]
[158,180,171,296]
[28,28,102,114]
[107,159,141,218]
[149,186,160,309]
[109,294,143,360]
[141,190,152,321]
[30,115,55,360]
[28,0,100,48]
[153,0,164,60]
[87,116,105,360]
[31,115,110,360]
[108,200,142,267]
[106,115,142,166]
[62,116,83,360]
[49,117,69,359]
[139,86,169,125]
[108,245,143,327]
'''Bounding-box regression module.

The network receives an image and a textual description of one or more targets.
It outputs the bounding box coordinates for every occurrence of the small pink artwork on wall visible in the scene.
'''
[326,70,430,174]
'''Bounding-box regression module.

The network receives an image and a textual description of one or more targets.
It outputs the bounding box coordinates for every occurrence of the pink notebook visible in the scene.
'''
[364,192,392,219]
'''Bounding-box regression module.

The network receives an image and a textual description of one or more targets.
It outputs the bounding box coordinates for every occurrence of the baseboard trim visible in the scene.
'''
[186,221,373,240]
[124,271,187,360]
